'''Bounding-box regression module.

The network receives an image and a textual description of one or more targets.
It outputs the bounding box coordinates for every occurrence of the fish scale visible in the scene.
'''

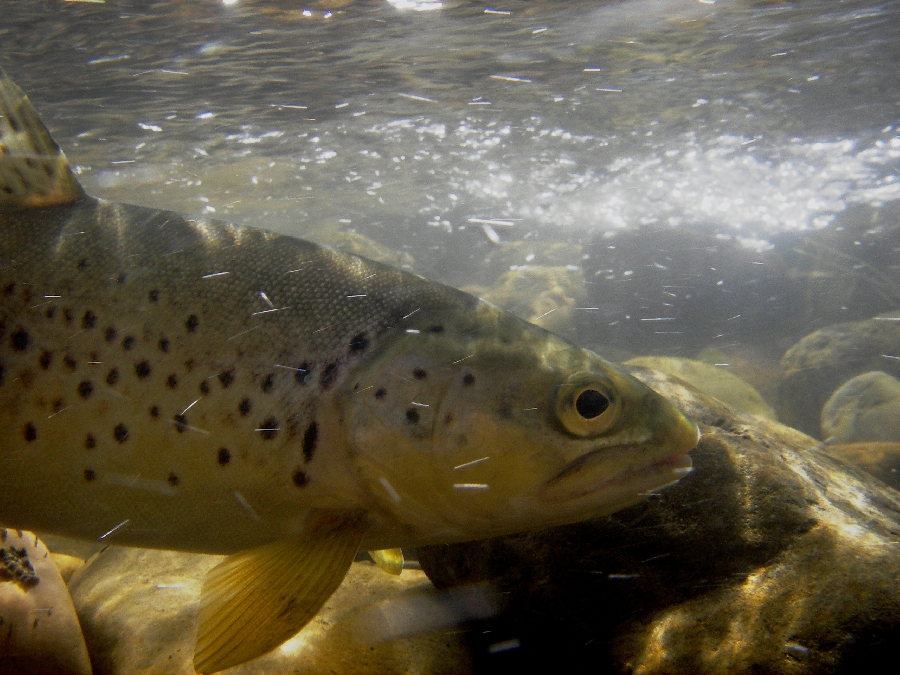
[0,68,699,673]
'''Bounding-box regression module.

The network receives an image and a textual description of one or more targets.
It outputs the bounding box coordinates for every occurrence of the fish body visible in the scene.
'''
[0,69,698,671]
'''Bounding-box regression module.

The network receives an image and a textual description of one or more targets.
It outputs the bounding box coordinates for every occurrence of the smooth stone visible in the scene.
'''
[821,371,900,443]
[824,442,900,491]
[472,265,587,337]
[0,529,92,675]
[778,312,900,437]
[625,356,776,419]
[49,553,85,584]
[67,547,471,674]
[417,368,900,674]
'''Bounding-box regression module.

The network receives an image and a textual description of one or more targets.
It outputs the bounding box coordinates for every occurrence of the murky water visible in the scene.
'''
[2,0,900,671]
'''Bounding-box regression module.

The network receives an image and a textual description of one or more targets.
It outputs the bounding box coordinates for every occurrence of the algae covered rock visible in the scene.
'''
[625,356,776,419]
[417,369,900,674]
[0,529,92,675]
[67,546,470,674]
[475,265,587,337]
[778,313,900,436]
[821,371,900,443]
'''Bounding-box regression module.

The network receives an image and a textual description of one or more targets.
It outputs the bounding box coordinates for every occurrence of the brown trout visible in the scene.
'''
[0,69,698,673]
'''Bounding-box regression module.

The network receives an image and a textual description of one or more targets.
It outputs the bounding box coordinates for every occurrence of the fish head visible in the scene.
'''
[344,302,699,547]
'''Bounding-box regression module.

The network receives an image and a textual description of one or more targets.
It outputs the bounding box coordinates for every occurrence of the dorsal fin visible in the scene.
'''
[0,68,86,207]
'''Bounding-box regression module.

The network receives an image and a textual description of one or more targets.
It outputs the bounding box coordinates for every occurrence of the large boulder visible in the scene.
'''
[0,529,92,675]
[778,313,900,437]
[417,368,900,674]
[66,547,471,674]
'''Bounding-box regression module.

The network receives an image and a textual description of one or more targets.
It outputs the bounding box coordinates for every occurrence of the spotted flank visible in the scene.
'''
[0,68,699,673]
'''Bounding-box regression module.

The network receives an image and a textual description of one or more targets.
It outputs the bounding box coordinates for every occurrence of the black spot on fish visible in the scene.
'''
[149,405,160,419]
[375,388,386,400]
[238,398,251,416]
[302,422,318,463]
[113,424,128,443]
[106,367,119,386]
[259,417,278,440]
[295,362,310,385]
[349,332,369,353]
[219,369,235,388]
[23,423,36,442]
[425,325,445,333]
[173,415,187,433]
[148,289,160,302]
[185,314,199,333]
[2,282,14,295]
[76,258,88,271]
[158,338,170,353]
[84,469,95,481]
[498,406,512,420]
[199,381,210,395]
[261,373,275,393]
[104,326,117,343]
[463,373,475,386]
[85,433,96,449]
[0,362,4,386]
[184,359,195,373]
[122,336,135,351]
[38,350,52,370]
[217,447,231,466]
[52,398,64,414]
[63,308,74,325]
[293,470,309,488]
[167,473,179,487]
[135,360,151,379]
[77,380,94,399]
[320,363,338,390]
[10,328,29,351]
[166,374,178,389]
[63,355,76,372]
[45,306,56,320]
[81,310,97,330]
[117,273,127,284]
[444,412,454,425]
[406,408,420,424]
[413,368,427,380]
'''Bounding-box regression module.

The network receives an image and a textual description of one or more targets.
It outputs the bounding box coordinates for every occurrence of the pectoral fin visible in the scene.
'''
[368,548,405,576]
[193,510,368,674]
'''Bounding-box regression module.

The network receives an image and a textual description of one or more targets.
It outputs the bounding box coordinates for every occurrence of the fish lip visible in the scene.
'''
[539,446,694,503]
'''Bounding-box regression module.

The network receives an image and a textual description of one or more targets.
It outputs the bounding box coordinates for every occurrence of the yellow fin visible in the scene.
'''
[368,548,405,576]
[0,68,86,207]
[193,510,368,674]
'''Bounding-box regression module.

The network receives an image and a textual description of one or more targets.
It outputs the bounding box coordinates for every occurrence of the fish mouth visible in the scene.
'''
[539,446,694,504]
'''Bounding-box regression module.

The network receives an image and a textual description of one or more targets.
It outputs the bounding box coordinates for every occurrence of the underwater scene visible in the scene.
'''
[1,0,899,673]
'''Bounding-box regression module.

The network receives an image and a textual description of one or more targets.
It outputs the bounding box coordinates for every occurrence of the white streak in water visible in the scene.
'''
[378,477,402,503]
[453,483,490,490]
[234,491,260,521]
[98,519,131,541]
[201,271,229,279]
[454,457,490,470]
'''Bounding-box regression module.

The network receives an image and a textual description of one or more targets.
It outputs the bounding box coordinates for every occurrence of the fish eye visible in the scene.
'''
[575,389,609,419]
[556,374,620,437]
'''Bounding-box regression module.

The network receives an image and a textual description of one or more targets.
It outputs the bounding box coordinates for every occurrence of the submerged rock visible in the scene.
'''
[67,547,470,675]
[821,371,900,443]
[417,369,900,674]
[824,442,900,491]
[0,529,92,675]
[625,356,776,419]
[778,313,900,437]
[473,265,587,337]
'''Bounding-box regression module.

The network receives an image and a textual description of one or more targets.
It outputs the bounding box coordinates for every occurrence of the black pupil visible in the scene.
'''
[575,389,609,419]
